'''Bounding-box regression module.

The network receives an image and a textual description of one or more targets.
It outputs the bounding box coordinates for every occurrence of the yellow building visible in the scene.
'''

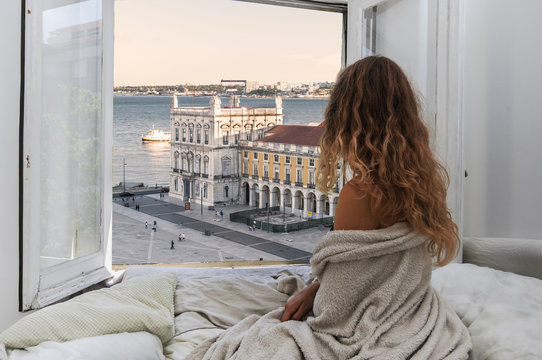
[240,125,340,218]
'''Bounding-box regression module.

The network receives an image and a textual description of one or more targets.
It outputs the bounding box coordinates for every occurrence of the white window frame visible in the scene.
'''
[21,0,114,310]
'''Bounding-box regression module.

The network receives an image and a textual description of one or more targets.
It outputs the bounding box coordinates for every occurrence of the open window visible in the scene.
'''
[21,0,114,310]
[21,0,348,309]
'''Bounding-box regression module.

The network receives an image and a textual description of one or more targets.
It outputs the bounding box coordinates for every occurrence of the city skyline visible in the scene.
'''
[114,0,343,86]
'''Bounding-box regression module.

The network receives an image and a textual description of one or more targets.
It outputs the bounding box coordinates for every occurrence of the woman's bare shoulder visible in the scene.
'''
[334,181,380,230]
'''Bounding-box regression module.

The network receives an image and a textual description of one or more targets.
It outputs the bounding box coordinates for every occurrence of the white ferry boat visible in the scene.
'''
[141,124,171,142]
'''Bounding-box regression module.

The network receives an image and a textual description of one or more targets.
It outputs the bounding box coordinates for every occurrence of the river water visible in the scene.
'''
[113,95,329,186]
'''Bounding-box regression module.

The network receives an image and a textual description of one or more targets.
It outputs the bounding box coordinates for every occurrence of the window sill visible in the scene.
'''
[31,266,112,310]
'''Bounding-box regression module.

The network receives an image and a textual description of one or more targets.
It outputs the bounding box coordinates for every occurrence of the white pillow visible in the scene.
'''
[0,273,176,349]
[432,263,542,360]
[7,332,166,360]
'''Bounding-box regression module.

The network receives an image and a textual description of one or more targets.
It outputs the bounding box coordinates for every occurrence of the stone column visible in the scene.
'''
[190,180,196,202]
[259,189,265,209]
[249,185,255,207]
[303,195,310,218]
[330,197,337,217]
[270,189,277,208]
[316,197,322,216]
[279,191,285,213]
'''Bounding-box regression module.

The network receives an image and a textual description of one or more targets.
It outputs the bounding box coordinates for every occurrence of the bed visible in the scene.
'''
[1,238,541,360]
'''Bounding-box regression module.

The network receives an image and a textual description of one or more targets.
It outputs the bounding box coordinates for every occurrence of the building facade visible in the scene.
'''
[169,95,283,206]
[239,125,340,219]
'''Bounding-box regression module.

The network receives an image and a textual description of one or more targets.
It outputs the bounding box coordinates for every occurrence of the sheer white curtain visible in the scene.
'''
[39,0,103,267]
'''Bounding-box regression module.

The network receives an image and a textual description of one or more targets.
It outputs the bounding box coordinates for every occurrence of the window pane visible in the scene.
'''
[367,1,430,102]
[40,0,103,268]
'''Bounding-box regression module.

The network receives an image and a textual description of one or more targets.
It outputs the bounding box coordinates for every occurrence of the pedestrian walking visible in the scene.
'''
[253,220,256,231]
[178,233,185,242]
[215,211,218,221]
[220,209,224,221]
[170,240,175,250]
[145,221,148,229]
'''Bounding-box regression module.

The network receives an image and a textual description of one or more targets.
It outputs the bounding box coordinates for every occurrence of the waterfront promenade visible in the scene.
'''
[113,193,329,265]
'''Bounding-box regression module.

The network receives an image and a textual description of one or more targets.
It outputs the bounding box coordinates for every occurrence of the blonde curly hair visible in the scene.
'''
[317,56,459,266]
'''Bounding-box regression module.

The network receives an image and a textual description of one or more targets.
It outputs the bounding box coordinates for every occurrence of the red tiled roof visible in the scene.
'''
[257,125,324,146]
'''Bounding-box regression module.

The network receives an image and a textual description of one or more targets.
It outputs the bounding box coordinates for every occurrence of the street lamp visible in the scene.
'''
[123,158,127,193]
[266,202,270,233]
[200,181,203,216]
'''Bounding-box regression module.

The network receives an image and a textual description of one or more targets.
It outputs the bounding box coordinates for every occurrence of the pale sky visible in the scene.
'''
[114,0,343,85]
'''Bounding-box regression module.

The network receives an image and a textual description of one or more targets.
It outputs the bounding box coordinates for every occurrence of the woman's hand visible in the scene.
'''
[280,281,320,322]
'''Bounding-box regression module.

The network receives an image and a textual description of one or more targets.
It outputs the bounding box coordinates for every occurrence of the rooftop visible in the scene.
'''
[257,125,324,147]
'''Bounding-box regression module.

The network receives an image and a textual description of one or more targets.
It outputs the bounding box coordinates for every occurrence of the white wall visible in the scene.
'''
[0,0,25,331]
[463,1,542,240]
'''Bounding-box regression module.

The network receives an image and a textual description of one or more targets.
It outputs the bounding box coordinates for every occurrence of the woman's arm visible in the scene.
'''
[280,281,320,322]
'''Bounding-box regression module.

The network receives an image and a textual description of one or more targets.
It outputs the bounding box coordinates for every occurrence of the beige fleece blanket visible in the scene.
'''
[186,222,471,360]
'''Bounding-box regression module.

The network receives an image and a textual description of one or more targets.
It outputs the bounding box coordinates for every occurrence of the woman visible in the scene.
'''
[187,57,470,360]
[282,55,462,324]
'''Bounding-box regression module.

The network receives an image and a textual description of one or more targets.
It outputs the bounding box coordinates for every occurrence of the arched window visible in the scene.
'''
[203,156,209,175]
[195,156,201,174]
[174,151,179,170]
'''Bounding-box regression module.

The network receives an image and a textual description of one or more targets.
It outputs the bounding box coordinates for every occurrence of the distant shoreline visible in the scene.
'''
[113,93,330,99]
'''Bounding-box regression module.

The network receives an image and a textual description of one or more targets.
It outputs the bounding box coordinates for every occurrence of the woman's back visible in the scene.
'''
[333,180,401,231]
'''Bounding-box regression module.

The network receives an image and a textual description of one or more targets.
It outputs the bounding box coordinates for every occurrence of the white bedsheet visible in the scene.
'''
[159,263,542,360]
[431,263,542,360]
[4,263,540,360]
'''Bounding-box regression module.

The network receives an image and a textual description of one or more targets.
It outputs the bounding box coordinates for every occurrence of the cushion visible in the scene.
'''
[6,332,166,360]
[0,273,176,349]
